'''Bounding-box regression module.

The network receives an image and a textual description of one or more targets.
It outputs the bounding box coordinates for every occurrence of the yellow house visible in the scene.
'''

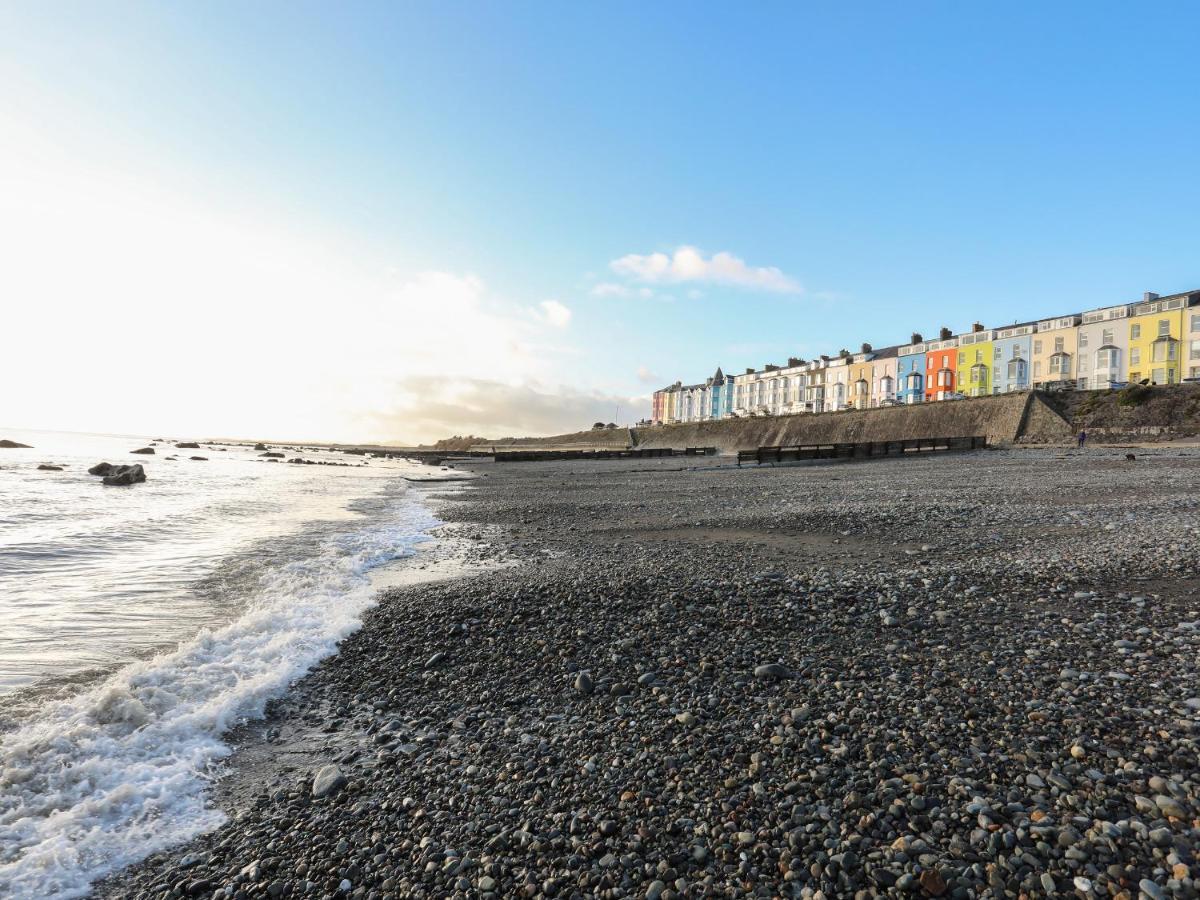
[1126,291,1198,385]
[663,384,679,423]
[848,352,876,409]
[1031,314,1081,388]
[956,326,996,397]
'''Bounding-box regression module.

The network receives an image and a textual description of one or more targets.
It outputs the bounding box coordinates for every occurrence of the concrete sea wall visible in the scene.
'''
[631,393,1072,453]
[469,392,1077,455]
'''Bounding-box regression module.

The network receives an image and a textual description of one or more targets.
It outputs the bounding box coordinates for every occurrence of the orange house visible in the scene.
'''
[924,338,959,401]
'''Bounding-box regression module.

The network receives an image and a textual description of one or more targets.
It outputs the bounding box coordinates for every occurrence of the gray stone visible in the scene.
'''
[753,663,789,680]
[312,764,347,798]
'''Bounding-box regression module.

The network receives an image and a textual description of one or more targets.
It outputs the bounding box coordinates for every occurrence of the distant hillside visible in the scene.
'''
[423,435,492,451]
[431,427,632,451]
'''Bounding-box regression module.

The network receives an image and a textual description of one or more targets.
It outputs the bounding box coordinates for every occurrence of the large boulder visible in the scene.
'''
[88,462,118,476]
[101,464,147,486]
[312,765,347,798]
[260,451,284,458]
[0,439,32,448]
[130,447,155,455]
[37,464,64,471]
[175,441,201,449]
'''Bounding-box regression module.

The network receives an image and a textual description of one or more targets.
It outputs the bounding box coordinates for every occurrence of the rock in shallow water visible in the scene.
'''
[100,463,147,486]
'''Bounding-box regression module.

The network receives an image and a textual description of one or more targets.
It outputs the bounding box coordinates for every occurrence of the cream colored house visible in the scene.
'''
[1031,314,1081,388]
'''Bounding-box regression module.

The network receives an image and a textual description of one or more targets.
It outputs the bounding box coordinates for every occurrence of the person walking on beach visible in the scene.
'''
[1077,428,1087,448]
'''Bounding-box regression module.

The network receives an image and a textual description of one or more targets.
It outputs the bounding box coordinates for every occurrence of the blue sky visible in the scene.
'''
[2,2,1198,441]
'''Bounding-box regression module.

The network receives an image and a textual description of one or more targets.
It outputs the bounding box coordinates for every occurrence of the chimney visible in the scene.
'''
[787,356,801,367]
[745,367,754,375]
[764,364,779,372]
[1144,291,1160,302]
[860,342,872,354]
[972,322,985,333]
[910,332,923,344]
[939,327,952,340]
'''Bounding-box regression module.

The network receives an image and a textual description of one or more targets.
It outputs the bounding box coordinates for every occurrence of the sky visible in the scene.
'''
[2,2,1198,444]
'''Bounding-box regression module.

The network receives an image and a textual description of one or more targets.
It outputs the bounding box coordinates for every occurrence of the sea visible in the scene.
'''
[0,428,444,898]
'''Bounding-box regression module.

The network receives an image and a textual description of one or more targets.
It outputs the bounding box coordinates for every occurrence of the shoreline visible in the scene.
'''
[100,448,1200,899]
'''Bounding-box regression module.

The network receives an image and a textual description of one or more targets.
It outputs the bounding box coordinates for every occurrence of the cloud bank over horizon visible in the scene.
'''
[360,376,648,445]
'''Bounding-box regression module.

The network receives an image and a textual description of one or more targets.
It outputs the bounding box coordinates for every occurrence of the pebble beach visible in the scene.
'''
[102,447,1200,900]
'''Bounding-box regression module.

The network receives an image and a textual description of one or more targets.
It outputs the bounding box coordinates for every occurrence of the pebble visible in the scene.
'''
[97,451,1200,900]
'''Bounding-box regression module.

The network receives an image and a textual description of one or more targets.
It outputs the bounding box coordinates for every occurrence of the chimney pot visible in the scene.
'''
[1144,291,1160,301]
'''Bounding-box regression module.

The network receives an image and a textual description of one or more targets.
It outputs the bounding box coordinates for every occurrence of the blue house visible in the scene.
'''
[709,367,733,419]
[896,339,927,403]
[992,323,1036,393]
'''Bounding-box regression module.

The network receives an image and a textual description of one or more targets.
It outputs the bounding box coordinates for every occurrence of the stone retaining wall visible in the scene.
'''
[631,393,1072,453]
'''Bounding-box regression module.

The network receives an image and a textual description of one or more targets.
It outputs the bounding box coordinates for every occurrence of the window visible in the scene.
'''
[1192,314,1200,333]
[1054,336,1064,352]
[958,351,965,365]
[975,349,983,363]
[1097,348,1120,369]
[1012,345,1022,358]
[1078,332,1089,348]
[1131,324,1141,340]
[1152,341,1177,362]
[1131,348,1140,365]
[1102,329,1114,345]
[1159,318,1171,337]
[1191,340,1200,361]
[928,358,934,369]
[1152,368,1166,384]
[1129,371,1141,383]
[994,345,1002,359]
[1034,340,1043,355]
[1077,377,1088,390]
[1034,361,1043,377]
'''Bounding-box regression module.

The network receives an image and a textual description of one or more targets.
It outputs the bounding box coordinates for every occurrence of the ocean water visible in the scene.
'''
[0,428,442,898]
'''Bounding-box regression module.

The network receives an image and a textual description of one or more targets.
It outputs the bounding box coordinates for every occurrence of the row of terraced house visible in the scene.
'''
[651,289,1200,423]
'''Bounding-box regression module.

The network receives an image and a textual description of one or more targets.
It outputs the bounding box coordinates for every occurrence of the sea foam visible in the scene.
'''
[0,492,438,899]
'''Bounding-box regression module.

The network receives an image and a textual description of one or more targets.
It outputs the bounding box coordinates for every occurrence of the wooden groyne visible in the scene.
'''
[737,435,988,465]
[493,447,717,463]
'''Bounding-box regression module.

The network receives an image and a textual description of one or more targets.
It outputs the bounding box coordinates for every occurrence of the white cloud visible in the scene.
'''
[591,282,631,298]
[636,365,660,384]
[610,245,801,293]
[537,299,572,328]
